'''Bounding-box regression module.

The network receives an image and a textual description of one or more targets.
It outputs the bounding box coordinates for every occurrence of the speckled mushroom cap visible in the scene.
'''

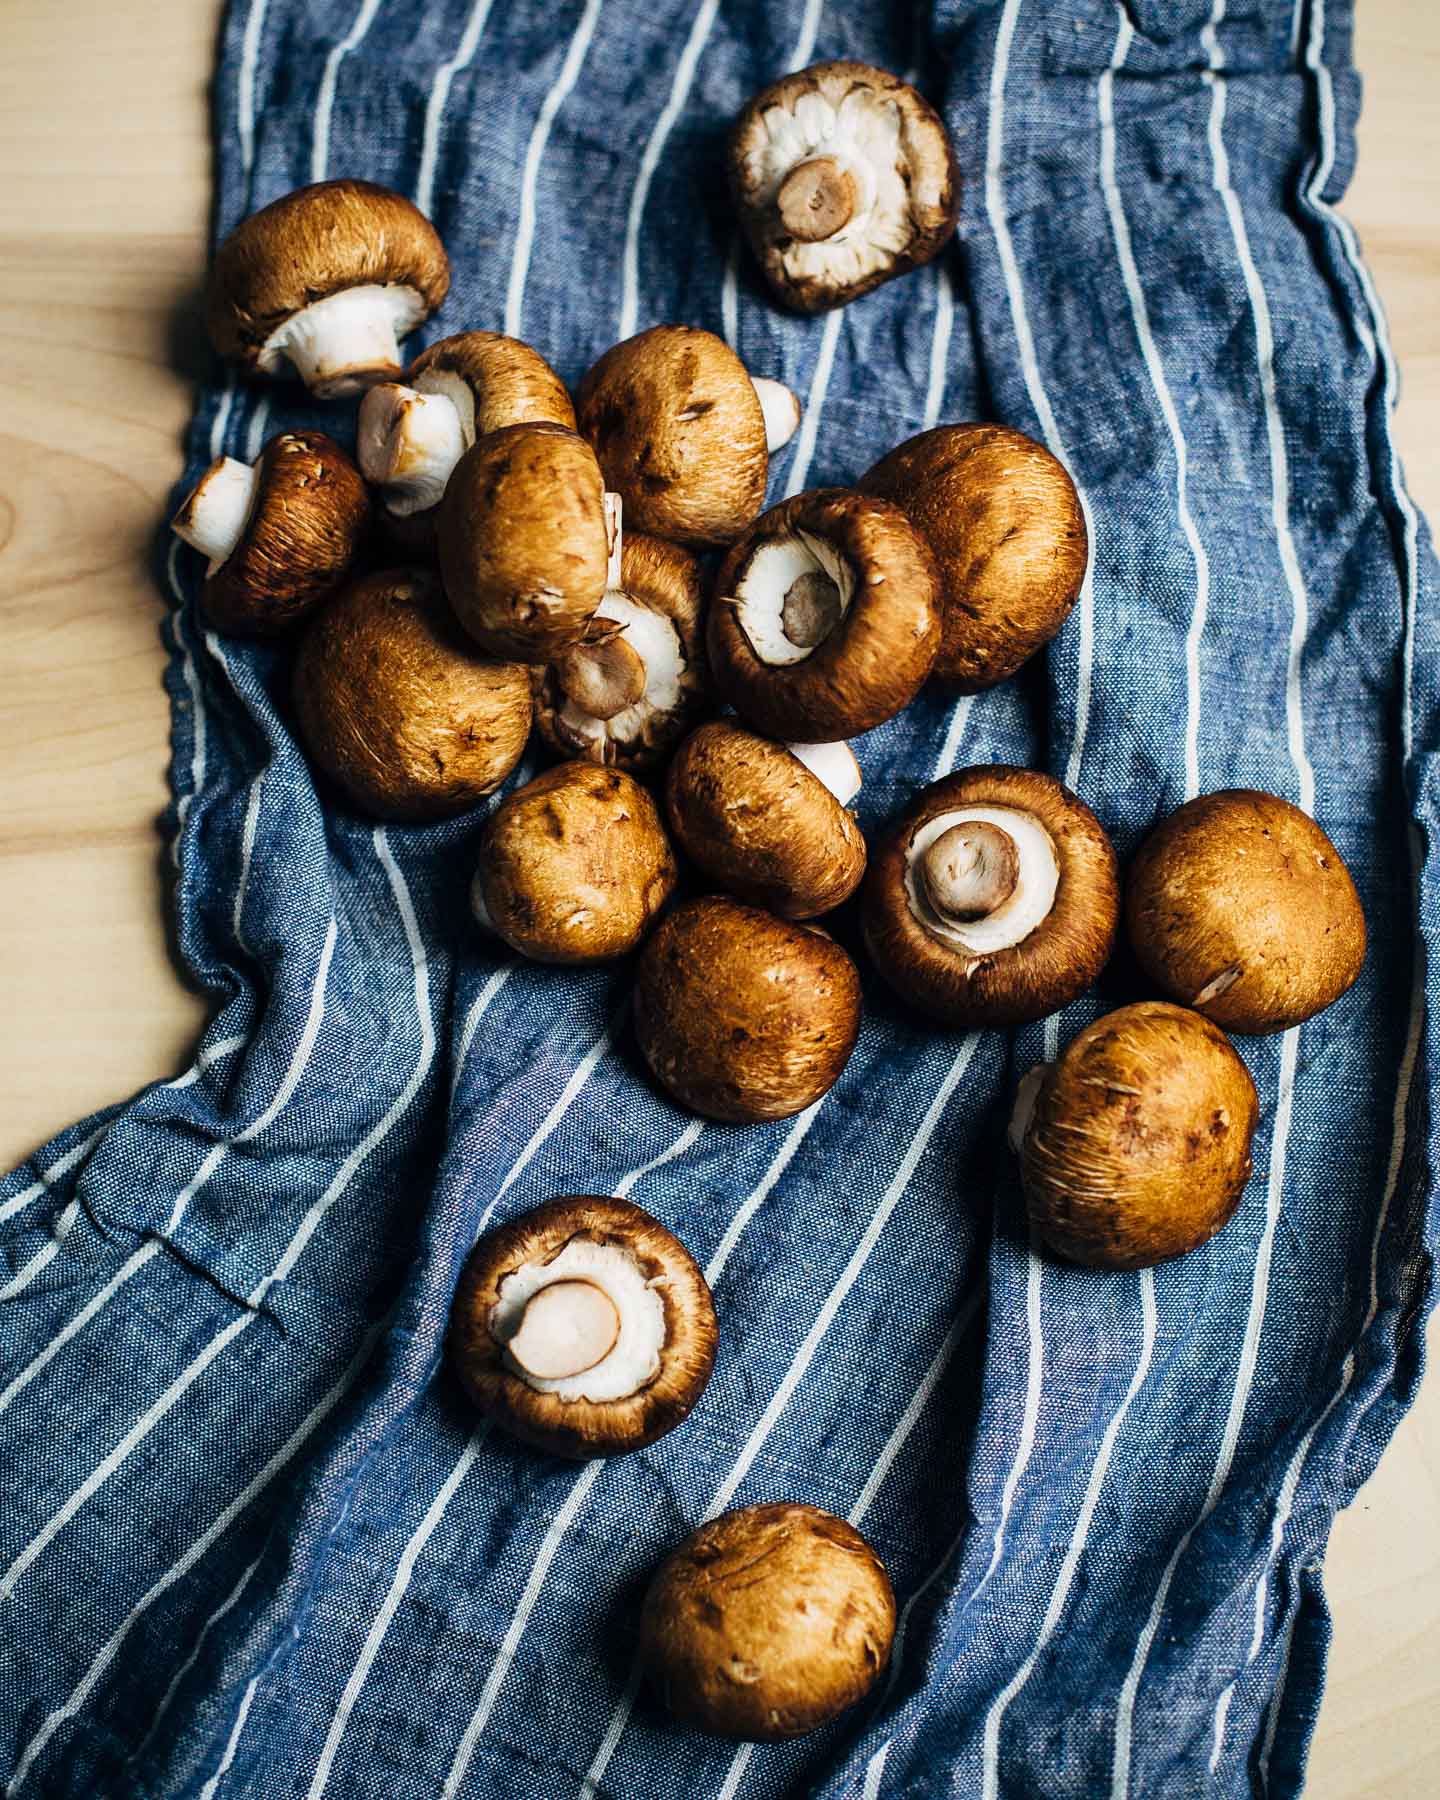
[729,61,960,314]
[531,534,709,774]
[291,568,531,821]
[707,489,941,743]
[635,897,862,1122]
[862,765,1119,1027]
[860,424,1088,692]
[639,1502,896,1740]
[473,763,677,964]
[575,326,770,548]
[665,722,866,919]
[1015,1001,1260,1269]
[1125,789,1366,1034]
[448,1196,717,1458]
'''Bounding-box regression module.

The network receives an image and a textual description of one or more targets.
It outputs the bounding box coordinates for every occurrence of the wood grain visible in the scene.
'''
[0,2,1434,1793]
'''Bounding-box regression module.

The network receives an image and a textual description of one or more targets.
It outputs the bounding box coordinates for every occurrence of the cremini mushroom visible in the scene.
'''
[729,62,961,314]
[635,897,861,1122]
[291,569,530,820]
[1010,1000,1260,1269]
[170,431,370,636]
[862,765,1118,1027]
[708,489,941,742]
[860,424,1088,691]
[1125,789,1366,1034]
[575,325,801,548]
[639,1502,895,1740]
[448,1196,717,1457]
[472,763,676,963]
[205,179,449,397]
[665,722,865,919]
[438,422,616,661]
[531,534,708,773]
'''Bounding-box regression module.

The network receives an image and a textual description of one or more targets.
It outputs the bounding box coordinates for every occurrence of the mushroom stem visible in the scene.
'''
[920,821,1019,923]
[507,1278,621,1381]
[171,455,260,573]
[261,284,424,398]
[1007,1064,1048,1155]
[556,631,648,721]
[781,570,842,648]
[786,741,862,807]
[777,156,860,243]
[751,377,802,454]
[357,381,466,516]
[603,491,624,591]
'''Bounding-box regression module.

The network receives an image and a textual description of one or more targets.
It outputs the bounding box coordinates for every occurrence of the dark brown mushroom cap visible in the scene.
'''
[189,431,370,638]
[729,61,960,315]
[475,763,677,964]
[205,179,450,367]
[665,723,865,919]
[861,765,1119,1028]
[575,326,769,548]
[438,422,609,661]
[635,897,862,1122]
[448,1196,717,1458]
[860,424,1087,692]
[1019,1001,1260,1269]
[531,534,710,774]
[291,568,531,821]
[1125,789,1366,1034]
[407,330,576,438]
[707,489,941,743]
[639,1502,895,1740]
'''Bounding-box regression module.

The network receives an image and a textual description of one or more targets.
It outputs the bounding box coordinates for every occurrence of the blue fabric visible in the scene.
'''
[2,0,1434,1794]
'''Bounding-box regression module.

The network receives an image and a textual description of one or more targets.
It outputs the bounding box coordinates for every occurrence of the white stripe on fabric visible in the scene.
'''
[0,1200,85,1302]
[6,1325,382,1795]
[208,385,237,464]
[614,1119,705,1198]
[1208,1681,1235,1773]
[1257,1592,1299,1791]
[932,696,975,782]
[137,1551,265,1759]
[235,0,270,182]
[783,308,842,498]
[504,0,605,339]
[788,0,824,70]
[232,776,265,951]
[619,0,723,339]
[872,1520,968,1718]
[198,1678,259,1800]
[971,1240,1042,1603]
[452,966,515,1099]
[0,1129,105,1227]
[415,0,498,218]
[492,1021,617,1205]
[311,0,385,185]
[922,263,956,432]
[166,1033,249,1091]
[861,1744,891,1800]
[705,1103,822,1282]
[580,1666,643,1799]
[243,399,272,466]
[720,239,741,351]
[0,1257,154,1422]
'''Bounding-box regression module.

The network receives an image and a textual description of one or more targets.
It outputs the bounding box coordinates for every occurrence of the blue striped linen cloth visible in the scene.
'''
[1,0,1434,1794]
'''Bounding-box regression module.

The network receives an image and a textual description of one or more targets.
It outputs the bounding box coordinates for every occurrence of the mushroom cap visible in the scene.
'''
[860,424,1087,691]
[1125,789,1366,1034]
[193,431,370,637]
[862,765,1119,1027]
[407,330,576,438]
[205,179,450,369]
[575,326,769,548]
[665,722,866,919]
[438,421,610,661]
[291,568,531,821]
[708,489,941,742]
[635,897,862,1122]
[474,763,677,964]
[639,1502,895,1740]
[1018,1001,1260,1269]
[729,61,961,315]
[531,533,710,774]
[448,1195,717,1458]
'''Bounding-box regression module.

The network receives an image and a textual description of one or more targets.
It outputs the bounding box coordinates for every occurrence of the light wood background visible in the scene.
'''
[0,2,1434,1792]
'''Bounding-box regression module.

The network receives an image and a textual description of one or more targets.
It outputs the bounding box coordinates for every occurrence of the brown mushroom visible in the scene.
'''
[707,489,941,742]
[291,568,530,821]
[170,431,370,637]
[639,1502,895,1739]
[205,179,449,397]
[1011,1001,1260,1269]
[665,722,865,919]
[635,897,861,1122]
[862,765,1118,1028]
[448,1196,717,1458]
[576,326,800,548]
[1125,789,1366,1034]
[860,424,1087,692]
[729,62,961,314]
[531,534,709,773]
[472,763,676,964]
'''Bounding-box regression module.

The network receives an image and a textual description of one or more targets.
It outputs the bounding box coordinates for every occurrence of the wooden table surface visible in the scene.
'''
[1,2,1435,1792]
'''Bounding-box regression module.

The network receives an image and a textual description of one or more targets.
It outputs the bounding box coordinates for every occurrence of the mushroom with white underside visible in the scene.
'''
[170,431,370,637]
[447,1196,717,1457]
[862,765,1119,1027]
[205,179,449,398]
[729,61,961,314]
[707,488,941,743]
